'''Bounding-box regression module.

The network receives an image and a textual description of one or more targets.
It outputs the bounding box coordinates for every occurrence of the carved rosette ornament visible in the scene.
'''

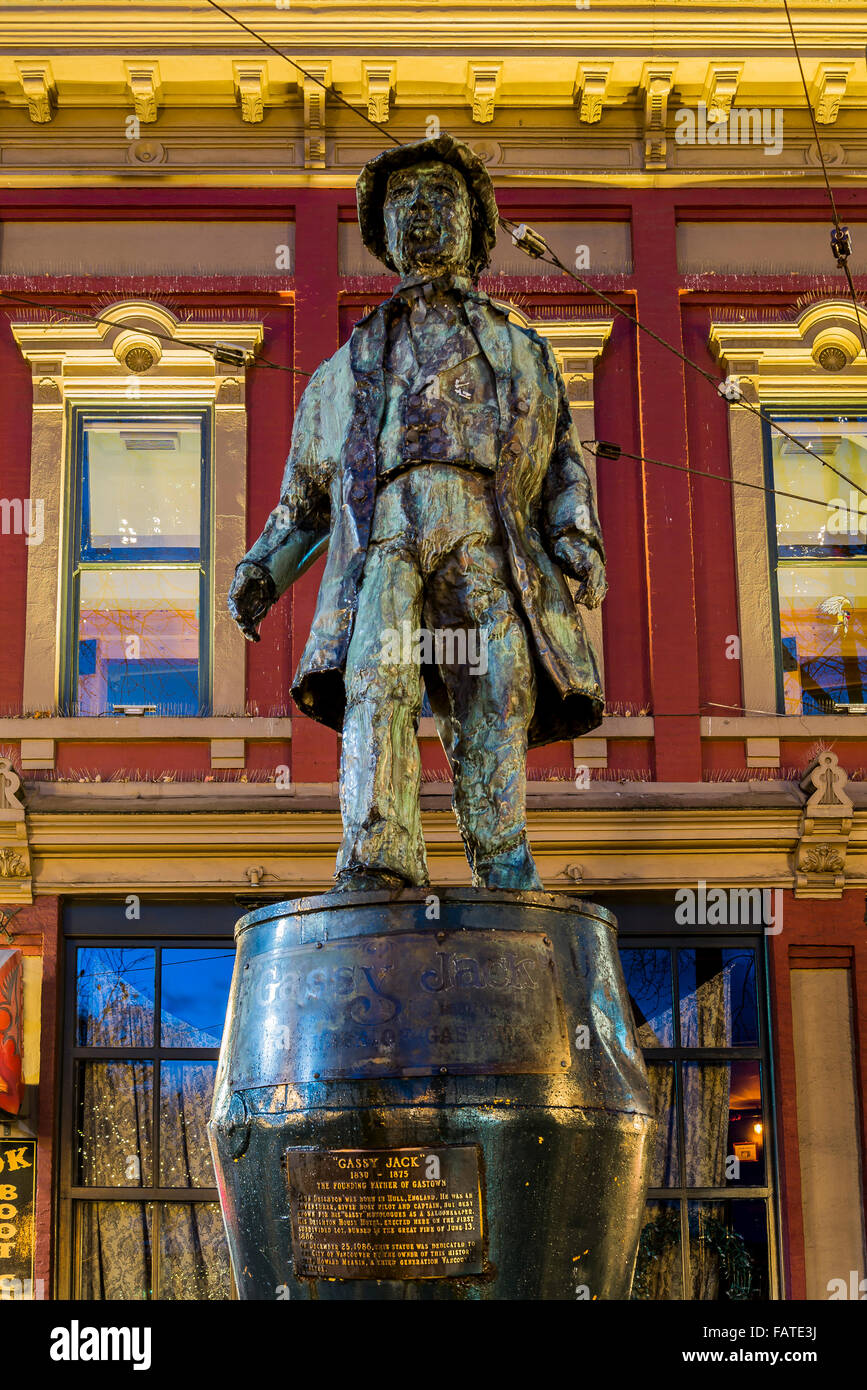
[794,750,853,899]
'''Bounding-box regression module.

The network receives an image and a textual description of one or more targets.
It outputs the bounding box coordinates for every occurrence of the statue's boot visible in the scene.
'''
[331,866,412,894]
[469,835,543,891]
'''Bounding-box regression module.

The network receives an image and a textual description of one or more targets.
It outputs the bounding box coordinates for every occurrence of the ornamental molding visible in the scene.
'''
[709,299,867,402]
[10,299,264,404]
[505,309,615,376]
[233,61,269,123]
[364,62,394,124]
[10,300,261,721]
[302,62,331,168]
[641,65,675,170]
[14,61,56,123]
[125,61,162,123]
[794,750,854,899]
[576,65,611,125]
[812,63,852,125]
[702,63,743,123]
[15,799,867,898]
[0,759,32,906]
[468,62,501,124]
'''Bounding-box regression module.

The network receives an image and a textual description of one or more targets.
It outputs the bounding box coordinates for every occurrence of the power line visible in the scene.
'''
[582,439,862,518]
[782,0,867,358]
[503,214,867,504]
[0,289,309,377]
[199,0,405,148]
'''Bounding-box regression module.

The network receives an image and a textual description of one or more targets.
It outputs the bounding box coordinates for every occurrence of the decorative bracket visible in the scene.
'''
[233,62,269,124]
[702,64,742,123]
[468,63,501,124]
[0,759,32,906]
[576,65,610,125]
[812,64,852,125]
[125,61,162,123]
[15,62,56,124]
[794,749,853,898]
[302,63,331,168]
[364,63,394,124]
[642,66,674,170]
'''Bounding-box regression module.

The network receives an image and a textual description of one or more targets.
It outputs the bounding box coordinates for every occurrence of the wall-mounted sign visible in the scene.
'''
[0,1138,36,1299]
[0,949,24,1115]
[733,1141,758,1164]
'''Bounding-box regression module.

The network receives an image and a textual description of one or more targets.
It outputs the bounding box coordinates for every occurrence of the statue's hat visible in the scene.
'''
[356,133,499,279]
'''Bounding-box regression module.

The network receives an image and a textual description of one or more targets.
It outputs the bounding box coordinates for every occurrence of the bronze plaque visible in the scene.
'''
[287,1145,484,1280]
[235,929,569,1083]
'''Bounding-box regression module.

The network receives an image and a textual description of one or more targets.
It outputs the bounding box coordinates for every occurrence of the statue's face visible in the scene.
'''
[383,161,473,277]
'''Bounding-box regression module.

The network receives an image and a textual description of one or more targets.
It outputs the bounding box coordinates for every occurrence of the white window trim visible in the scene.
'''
[11,300,263,716]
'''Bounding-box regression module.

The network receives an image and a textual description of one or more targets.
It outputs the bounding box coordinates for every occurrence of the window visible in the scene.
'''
[59,903,777,1300]
[63,410,211,716]
[766,413,867,714]
[615,906,777,1300]
[59,908,238,1299]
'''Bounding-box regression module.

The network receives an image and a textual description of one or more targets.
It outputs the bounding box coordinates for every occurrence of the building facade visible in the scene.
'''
[0,0,865,1300]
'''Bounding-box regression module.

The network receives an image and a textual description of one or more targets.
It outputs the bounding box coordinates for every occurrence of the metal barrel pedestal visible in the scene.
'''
[209,889,654,1300]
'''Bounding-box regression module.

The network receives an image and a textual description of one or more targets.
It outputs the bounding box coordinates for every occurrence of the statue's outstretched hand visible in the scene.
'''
[228,561,277,643]
[553,537,608,609]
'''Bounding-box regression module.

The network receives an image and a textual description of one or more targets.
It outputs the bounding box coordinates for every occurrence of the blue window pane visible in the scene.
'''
[161,949,235,1047]
[79,638,98,676]
[81,419,202,559]
[77,948,156,1046]
[679,948,758,1046]
[105,657,198,716]
[619,948,674,1047]
[77,568,200,716]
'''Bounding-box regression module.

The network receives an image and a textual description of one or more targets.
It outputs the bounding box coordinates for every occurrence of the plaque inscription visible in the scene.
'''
[287,1146,485,1280]
[233,929,569,1084]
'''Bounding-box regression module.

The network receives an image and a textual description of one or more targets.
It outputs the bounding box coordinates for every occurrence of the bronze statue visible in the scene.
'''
[228,134,606,892]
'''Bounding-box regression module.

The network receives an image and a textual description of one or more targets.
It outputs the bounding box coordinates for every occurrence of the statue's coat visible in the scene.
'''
[244,288,605,749]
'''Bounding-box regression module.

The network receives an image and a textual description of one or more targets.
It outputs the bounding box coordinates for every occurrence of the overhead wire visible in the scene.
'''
[199,0,405,149]
[0,289,310,376]
[782,0,867,358]
[581,439,863,519]
[1,0,863,515]
[501,213,867,504]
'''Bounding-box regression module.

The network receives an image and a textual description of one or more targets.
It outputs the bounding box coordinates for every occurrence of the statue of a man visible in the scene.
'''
[228,134,606,892]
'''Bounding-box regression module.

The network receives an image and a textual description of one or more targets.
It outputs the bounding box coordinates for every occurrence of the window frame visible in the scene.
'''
[60,403,214,718]
[56,900,243,1300]
[762,403,867,716]
[615,903,782,1301]
[56,899,782,1301]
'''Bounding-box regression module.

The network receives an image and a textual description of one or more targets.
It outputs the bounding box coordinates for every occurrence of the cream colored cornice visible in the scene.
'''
[709,299,867,402]
[19,804,867,898]
[0,3,864,53]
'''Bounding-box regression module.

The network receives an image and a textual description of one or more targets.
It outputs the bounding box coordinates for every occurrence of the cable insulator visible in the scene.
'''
[511,223,549,260]
[211,343,252,367]
[831,225,853,267]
